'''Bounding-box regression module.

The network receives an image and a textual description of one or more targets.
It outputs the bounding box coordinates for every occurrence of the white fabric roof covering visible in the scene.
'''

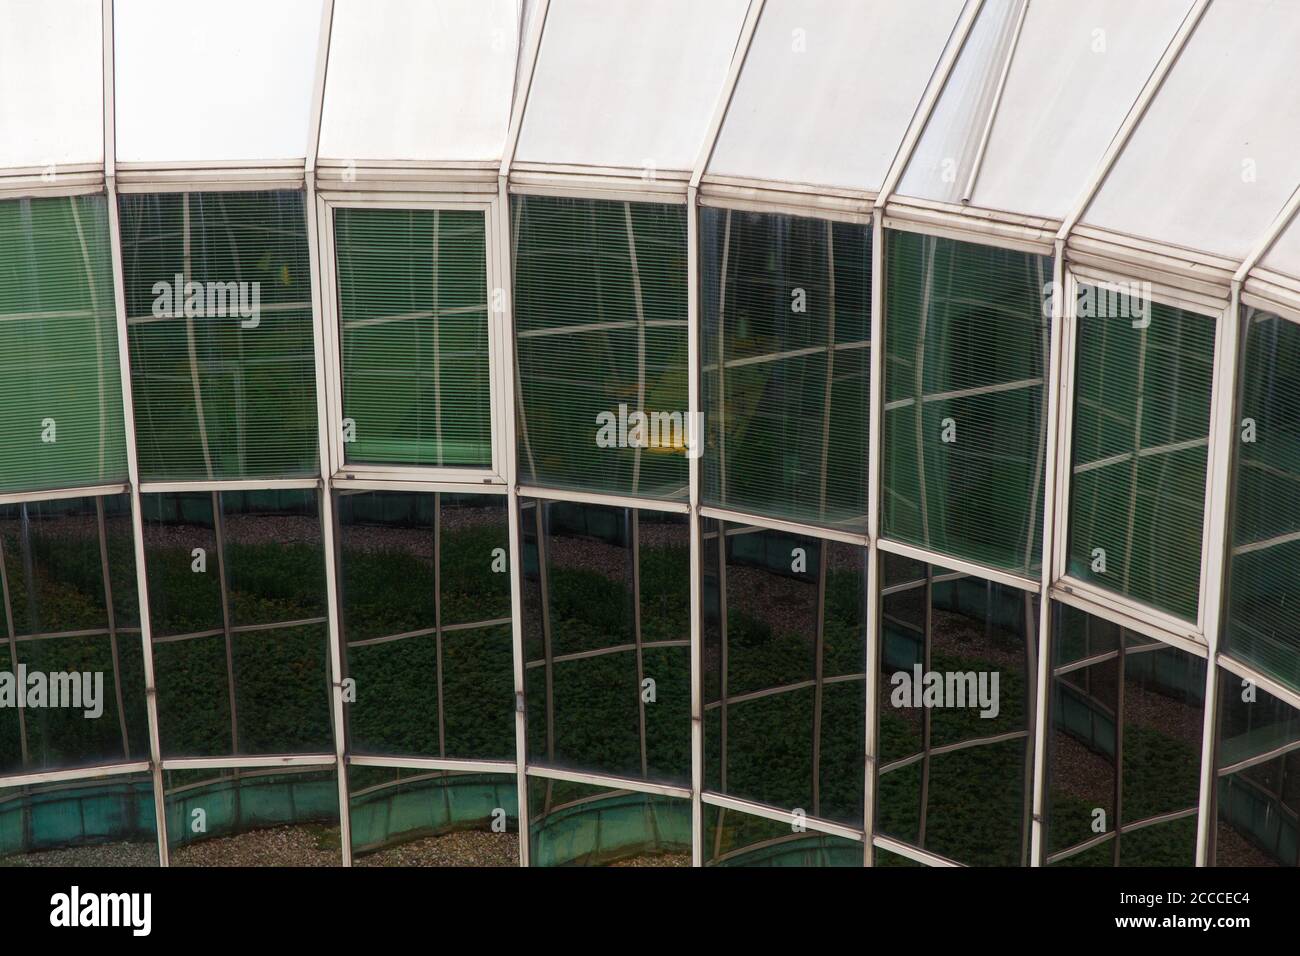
[0,0,103,170]
[707,0,964,193]
[899,0,1195,218]
[1084,0,1300,260]
[114,0,323,163]
[514,0,748,172]
[318,0,520,163]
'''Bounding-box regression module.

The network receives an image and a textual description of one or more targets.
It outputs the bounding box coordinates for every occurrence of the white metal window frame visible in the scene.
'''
[1049,267,1230,648]
[314,192,509,488]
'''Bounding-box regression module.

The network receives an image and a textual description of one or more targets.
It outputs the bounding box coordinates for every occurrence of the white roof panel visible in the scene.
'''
[0,0,103,171]
[114,0,323,163]
[707,0,964,193]
[967,0,1194,218]
[318,0,520,163]
[514,0,748,172]
[1085,0,1300,260]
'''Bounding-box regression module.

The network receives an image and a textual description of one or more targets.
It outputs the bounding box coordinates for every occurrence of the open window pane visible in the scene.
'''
[513,195,688,499]
[700,208,871,530]
[1224,308,1300,692]
[334,207,492,468]
[1067,290,1215,621]
[882,231,1050,576]
[118,190,318,480]
[0,195,126,492]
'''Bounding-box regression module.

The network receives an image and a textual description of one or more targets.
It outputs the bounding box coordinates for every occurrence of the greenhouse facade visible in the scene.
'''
[0,0,1297,868]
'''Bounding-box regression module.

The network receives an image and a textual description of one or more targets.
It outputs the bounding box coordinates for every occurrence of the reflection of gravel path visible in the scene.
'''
[0,841,158,867]
[171,824,342,867]
[1214,823,1278,866]
[354,830,518,867]
[609,852,690,867]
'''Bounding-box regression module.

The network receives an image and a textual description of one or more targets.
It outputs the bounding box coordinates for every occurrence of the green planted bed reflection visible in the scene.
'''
[521,499,691,787]
[143,489,332,758]
[338,491,513,761]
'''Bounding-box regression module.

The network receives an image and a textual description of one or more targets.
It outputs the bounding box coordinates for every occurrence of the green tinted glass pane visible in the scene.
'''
[334,207,491,467]
[704,808,861,867]
[526,777,690,867]
[119,191,318,480]
[700,208,870,529]
[0,774,158,865]
[1067,291,1214,620]
[1224,308,1300,692]
[882,230,1050,576]
[513,196,688,499]
[144,489,332,758]
[0,494,145,776]
[0,195,126,492]
[1213,671,1300,866]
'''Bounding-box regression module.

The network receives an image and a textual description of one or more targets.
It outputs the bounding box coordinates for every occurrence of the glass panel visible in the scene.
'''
[1045,603,1204,865]
[702,520,866,826]
[118,190,318,480]
[882,231,1051,576]
[0,773,158,866]
[525,777,690,867]
[874,554,1035,866]
[0,195,126,492]
[703,806,860,867]
[700,207,871,530]
[164,766,342,866]
[1213,670,1300,866]
[1067,290,1215,620]
[1224,307,1300,693]
[348,766,518,867]
[0,494,146,775]
[144,490,332,758]
[334,207,492,468]
[513,195,688,499]
[521,500,690,787]
[339,490,513,761]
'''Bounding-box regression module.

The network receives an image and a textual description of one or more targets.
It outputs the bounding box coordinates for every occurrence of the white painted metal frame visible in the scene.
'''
[313,193,509,488]
[1049,267,1226,648]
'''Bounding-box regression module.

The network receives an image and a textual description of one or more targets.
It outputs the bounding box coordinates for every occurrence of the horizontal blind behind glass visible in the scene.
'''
[513,195,688,500]
[0,195,127,492]
[119,190,318,481]
[700,207,871,530]
[335,207,491,468]
[882,230,1050,576]
[1066,291,1215,622]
